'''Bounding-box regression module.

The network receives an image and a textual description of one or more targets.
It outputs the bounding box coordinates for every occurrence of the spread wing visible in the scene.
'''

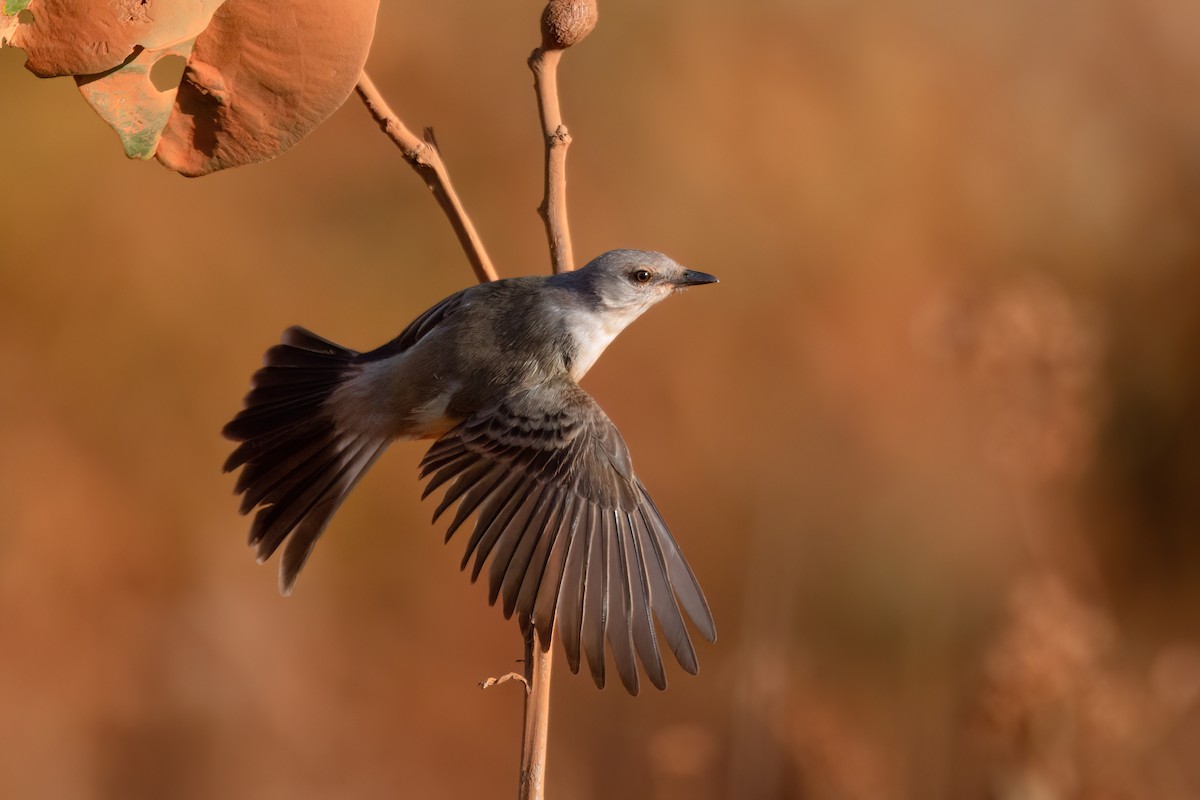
[418,377,716,694]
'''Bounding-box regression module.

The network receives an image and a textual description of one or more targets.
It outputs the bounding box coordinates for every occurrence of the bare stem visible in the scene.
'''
[514,21,589,798]
[354,71,499,284]
[529,48,575,274]
[519,628,554,800]
[355,25,579,800]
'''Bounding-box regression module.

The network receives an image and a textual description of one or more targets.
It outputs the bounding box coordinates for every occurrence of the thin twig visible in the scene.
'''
[354,71,499,284]
[529,48,574,274]
[519,627,554,800]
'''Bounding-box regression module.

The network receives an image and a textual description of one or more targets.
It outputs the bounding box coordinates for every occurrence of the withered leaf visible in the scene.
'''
[3,0,380,174]
[9,0,220,77]
[156,0,380,176]
[4,0,224,159]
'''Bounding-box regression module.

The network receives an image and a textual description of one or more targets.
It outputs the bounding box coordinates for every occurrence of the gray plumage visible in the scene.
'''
[223,249,719,694]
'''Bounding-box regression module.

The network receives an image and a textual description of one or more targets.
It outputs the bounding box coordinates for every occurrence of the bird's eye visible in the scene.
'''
[631,269,653,284]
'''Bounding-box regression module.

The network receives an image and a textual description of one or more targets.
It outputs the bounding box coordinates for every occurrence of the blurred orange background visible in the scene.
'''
[2,1,1198,798]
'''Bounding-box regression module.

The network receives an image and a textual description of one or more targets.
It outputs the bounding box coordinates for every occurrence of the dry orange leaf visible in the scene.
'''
[3,0,379,175]
[156,0,380,176]
[8,0,220,77]
[4,0,225,158]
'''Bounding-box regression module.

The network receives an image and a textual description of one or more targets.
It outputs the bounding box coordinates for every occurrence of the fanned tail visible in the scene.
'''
[223,326,388,594]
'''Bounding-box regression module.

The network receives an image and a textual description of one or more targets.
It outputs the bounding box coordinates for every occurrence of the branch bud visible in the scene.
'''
[540,0,598,50]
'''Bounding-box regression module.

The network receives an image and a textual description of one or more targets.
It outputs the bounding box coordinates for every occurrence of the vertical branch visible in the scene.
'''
[530,48,574,274]
[519,628,554,800]
[355,6,597,799]
[517,4,598,798]
[530,0,596,274]
[354,71,499,284]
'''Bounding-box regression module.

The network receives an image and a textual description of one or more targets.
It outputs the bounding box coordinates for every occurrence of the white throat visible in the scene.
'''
[564,303,649,381]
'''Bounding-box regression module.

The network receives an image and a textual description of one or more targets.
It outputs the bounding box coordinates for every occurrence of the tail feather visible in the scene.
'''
[250,453,350,563]
[247,433,358,553]
[223,326,388,593]
[223,399,330,444]
[243,381,338,407]
[279,439,390,594]
[245,366,354,389]
[224,416,326,473]
[235,425,340,511]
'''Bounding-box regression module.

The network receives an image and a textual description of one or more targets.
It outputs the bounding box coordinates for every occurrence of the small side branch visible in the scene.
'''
[529,48,574,274]
[354,71,499,284]
[480,672,529,691]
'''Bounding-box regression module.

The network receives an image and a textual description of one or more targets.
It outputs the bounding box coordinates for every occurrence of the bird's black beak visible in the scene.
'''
[678,269,719,287]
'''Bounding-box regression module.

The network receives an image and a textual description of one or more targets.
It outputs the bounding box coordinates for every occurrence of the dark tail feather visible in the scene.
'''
[223,326,387,594]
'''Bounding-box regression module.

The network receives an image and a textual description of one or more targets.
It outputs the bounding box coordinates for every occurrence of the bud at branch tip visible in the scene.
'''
[540,0,598,51]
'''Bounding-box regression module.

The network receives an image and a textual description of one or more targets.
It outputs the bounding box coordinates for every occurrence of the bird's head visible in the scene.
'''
[563,249,719,314]
[550,249,719,380]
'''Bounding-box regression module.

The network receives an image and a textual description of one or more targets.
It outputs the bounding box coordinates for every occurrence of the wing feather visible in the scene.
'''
[518,491,571,628]
[606,509,640,694]
[418,376,715,693]
[500,489,562,618]
[634,505,698,674]
[638,483,717,643]
[623,511,667,690]
[582,503,608,688]
[555,500,589,675]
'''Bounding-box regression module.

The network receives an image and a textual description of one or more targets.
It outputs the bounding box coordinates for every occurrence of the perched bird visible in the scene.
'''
[222,249,718,694]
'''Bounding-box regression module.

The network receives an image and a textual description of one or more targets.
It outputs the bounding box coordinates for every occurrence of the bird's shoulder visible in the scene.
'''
[469,276,586,325]
[359,285,474,362]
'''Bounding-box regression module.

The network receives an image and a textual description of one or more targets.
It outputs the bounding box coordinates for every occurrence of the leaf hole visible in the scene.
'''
[150,53,186,92]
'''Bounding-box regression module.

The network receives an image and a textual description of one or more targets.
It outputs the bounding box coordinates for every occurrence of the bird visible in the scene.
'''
[222,249,718,694]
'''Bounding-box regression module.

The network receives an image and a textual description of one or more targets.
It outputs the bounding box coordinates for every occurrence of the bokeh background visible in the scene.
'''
[2,1,1199,798]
